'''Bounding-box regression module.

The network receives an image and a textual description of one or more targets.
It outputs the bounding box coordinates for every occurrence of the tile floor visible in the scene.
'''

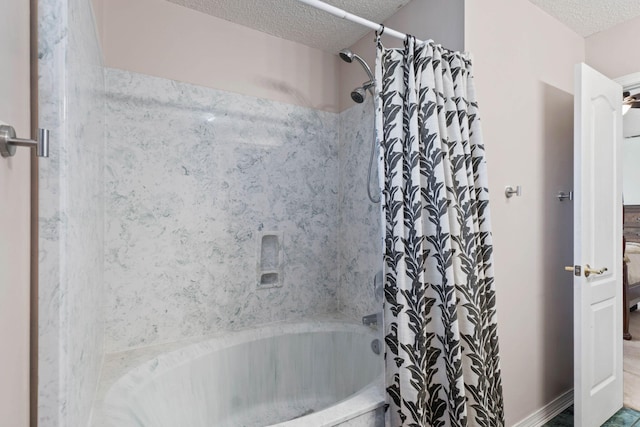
[624,310,640,411]
[544,310,640,426]
[544,406,640,426]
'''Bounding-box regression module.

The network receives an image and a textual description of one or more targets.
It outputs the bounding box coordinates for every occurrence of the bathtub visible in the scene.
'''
[102,321,385,427]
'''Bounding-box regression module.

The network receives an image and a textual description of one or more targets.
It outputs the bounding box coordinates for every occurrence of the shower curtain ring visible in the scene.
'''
[375,25,385,46]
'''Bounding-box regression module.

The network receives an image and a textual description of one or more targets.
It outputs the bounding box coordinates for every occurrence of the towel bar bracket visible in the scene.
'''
[557,191,573,201]
[505,185,521,198]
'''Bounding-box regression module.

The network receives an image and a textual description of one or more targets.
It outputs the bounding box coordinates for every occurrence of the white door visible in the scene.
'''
[573,63,623,426]
[0,0,32,425]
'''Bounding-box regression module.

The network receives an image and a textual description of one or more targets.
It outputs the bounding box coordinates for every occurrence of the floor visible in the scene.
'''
[544,310,640,426]
[544,406,640,426]
[625,310,640,411]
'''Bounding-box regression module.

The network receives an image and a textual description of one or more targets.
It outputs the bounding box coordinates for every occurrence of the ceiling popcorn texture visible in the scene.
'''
[530,0,640,37]
[166,0,410,53]
[166,1,640,52]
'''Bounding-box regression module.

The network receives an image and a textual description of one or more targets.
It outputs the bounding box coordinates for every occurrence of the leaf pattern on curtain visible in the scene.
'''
[375,36,504,427]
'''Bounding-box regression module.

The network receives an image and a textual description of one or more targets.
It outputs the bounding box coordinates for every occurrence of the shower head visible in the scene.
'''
[341,48,375,105]
[338,48,375,82]
[350,80,375,104]
[339,49,354,63]
[351,87,366,103]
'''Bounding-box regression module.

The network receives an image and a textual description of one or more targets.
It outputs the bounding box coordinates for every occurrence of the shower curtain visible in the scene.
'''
[375,36,504,427]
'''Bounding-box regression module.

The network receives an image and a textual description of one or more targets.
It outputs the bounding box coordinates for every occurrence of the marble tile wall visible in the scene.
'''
[337,100,383,320]
[38,0,105,426]
[104,69,340,352]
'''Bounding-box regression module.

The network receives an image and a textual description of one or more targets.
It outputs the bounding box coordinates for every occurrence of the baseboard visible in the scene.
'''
[512,389,573,427]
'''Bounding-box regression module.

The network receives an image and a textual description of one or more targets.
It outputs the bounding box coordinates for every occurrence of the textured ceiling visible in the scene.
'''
[166,0,410,53]
[168,0,640,51]
[530,0,640,37]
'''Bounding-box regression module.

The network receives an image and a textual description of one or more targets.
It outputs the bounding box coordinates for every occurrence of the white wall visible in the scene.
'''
[466,0,584,424]
[93,0,341,112]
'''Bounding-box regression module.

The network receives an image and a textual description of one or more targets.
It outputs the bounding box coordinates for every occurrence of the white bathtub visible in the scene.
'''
[102,321,385,427]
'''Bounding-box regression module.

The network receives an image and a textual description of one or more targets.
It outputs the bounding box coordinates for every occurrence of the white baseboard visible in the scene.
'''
[512,389,573,427]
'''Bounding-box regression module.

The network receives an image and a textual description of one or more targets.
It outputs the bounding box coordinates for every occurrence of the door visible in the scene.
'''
[573,63,623,426]
[0,0,32,425]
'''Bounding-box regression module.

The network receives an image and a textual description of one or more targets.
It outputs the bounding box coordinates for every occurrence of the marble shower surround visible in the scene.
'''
[38,0,105,425]
[104,69,341,352]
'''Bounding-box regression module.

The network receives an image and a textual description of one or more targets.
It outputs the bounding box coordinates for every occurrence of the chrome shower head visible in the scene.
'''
[351,80,375,104]
[339,49,354,63]
[338,49,375,82]
[340,48,375,104]
[351,87,366,103]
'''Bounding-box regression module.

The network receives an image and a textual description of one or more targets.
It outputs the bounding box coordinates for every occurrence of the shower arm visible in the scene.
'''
[362,80,375,95]
[352,55,375,83]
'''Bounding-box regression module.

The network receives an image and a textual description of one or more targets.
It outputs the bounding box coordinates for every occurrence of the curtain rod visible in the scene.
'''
[295,0,423,44]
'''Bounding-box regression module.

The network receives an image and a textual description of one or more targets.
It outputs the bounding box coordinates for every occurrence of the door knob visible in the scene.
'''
[583,264,607,278]
[0,124,49,158]
[564,264,607,277]
[565,265,581,276]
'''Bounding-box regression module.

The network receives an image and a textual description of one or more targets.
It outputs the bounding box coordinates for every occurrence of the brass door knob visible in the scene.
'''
[565,265,581,276]
[583,264,607,278]
[564,265,607,277]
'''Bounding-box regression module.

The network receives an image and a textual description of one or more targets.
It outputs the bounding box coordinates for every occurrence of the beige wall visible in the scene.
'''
[94,0,341,112]
[466,0,584,424]
[586,15,640,79]
[339,0,464,110]
[0,0,31,424]
[95,0,466,113]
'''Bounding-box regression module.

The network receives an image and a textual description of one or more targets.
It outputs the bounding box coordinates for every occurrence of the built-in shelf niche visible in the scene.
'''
[256,231,284,288]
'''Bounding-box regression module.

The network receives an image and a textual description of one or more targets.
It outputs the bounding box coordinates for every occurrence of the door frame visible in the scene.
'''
[615,73,640,92]
[29,0,38,424]
[614,70,640,411]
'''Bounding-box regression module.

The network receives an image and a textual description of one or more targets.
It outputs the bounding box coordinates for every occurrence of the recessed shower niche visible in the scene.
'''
[257,231,284,288]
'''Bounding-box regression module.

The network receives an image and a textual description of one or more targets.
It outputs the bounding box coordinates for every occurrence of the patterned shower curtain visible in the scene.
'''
[375,36,504,427]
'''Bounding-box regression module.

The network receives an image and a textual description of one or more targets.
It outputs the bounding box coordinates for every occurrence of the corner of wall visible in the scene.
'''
[339,0,465,111]
[585,15,640,79]
[99,0,341,112]
[89,0,105,63]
